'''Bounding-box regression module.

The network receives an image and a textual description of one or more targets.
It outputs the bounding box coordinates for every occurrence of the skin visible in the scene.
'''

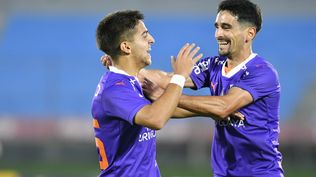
[101,11,254,120]
[113,20,155,76]
[214,10,256,69]
[110,20,203,130]
[139,10,257,120]
[175,10,256,119]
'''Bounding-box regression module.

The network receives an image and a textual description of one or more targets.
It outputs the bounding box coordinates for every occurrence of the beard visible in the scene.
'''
[217,38,232,57]
[218,48,232,58]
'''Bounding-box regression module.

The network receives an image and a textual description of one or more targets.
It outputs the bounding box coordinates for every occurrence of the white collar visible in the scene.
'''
[109,66,131,76]
[222,53,257,78]
[109,66,140,82]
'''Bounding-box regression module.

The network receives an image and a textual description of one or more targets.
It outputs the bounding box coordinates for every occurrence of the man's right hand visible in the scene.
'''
[172,43,203,79]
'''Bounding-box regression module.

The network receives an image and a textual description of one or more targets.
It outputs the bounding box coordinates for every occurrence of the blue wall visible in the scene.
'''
[1,14,315,119]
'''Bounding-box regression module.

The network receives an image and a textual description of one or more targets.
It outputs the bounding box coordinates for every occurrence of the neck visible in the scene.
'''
[227,46,252,68]
[113,56,142,77]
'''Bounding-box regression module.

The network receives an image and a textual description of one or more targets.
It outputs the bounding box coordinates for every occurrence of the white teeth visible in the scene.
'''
[219,41,228,45]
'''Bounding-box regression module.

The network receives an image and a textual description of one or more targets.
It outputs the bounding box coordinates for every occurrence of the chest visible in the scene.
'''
[208,66,246,96]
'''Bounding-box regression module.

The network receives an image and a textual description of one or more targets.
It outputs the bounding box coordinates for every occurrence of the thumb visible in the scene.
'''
[170,56,176,70]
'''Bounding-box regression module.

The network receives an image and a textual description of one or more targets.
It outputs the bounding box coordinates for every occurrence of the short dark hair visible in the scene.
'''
[218,0,262,33]
[96,10,144,59]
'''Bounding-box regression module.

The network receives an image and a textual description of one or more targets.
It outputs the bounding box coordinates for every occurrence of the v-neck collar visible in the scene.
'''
[222,53,257,78]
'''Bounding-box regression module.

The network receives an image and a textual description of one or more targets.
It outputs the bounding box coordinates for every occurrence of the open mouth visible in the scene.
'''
[218,40,229,46]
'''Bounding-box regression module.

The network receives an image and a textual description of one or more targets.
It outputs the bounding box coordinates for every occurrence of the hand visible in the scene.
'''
[142,78,165,101]
[229,111,245,121]
[138,69,170,89]
[172,43,203,78]
[100,54,113,69]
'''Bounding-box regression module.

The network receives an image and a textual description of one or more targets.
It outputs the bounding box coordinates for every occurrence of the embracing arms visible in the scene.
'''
[138,69,251,120]
[133,44,203,129]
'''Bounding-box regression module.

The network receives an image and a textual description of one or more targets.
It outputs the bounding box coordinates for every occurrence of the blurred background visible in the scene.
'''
[0,0,316,176]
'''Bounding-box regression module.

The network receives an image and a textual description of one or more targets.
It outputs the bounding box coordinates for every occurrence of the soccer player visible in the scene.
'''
[91,10,202,177]
[138,0,284,176]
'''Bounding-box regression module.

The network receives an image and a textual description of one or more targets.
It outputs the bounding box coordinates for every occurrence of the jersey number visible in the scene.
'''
[95,137,109,170]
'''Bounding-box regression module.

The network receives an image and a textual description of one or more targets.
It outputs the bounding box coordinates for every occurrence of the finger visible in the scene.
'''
[100,55,107,66]
[235,112,245,117]
[139,68,147,76]
[170,56,176,70]
[188,46,200,59]
[192,53,204,64]
[105,60,111,69]
[144,78,153,86]
[182,43,195,58]
[234,112,245,120]
[177,43,190,59]
[138,69,146,81]
[100,55,113,68]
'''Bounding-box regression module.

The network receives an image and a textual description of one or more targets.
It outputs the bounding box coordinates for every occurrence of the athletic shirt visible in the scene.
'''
[190,53,284,177]
[91,66,160,177]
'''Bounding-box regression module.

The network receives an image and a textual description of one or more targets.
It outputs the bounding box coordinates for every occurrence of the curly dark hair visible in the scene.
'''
[218,0,262,33]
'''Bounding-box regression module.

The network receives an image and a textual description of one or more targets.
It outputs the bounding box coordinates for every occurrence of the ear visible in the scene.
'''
[246,27,256,42]
[120,41,132,54]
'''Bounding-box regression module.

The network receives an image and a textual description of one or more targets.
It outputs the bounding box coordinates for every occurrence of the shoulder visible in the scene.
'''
[100,72,135,97]
[243,55,280,84]
[103,72,132,88]
[247,56,278,76]
[196,56,226,66]
[193,56,226,74]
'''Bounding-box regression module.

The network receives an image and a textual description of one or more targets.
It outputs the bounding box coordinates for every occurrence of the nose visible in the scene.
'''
[215,28,223,39]
[148,33,155,44]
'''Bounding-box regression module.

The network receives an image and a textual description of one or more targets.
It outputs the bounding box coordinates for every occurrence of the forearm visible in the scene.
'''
[178,94,231,119]
[172,107,199,118]
[136,83,182,130]
[140,69,195,88]
[178,87,253,119]
[166,72,195,88]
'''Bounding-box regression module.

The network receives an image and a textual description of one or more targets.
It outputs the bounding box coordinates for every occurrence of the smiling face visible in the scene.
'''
[214,10,250,59]
[129,20,155,67]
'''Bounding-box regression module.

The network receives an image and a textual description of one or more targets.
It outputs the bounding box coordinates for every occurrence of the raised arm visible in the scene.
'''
[139,67,196,88]
[101,54,196,88]
[134,43,203,130]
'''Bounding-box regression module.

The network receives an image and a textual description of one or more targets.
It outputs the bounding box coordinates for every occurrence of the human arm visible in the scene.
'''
[178,87,253,119]
[172,107,200,118]
[101,53,197,88]
[134,44,203,130]
[138,66,196,89]
[140,73,200,118]
[141,75,244,120]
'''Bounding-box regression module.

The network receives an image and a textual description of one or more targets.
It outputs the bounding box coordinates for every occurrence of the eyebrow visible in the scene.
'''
[214,22,232,28]
[141,30,149,36]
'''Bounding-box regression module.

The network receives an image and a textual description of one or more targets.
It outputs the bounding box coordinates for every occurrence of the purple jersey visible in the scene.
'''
[91,67,160,177]
[190,54,284,177]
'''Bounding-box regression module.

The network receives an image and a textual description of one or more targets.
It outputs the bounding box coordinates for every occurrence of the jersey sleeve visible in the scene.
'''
[233,64,280,102]
[189,57,212,90]
[101,84,151,125]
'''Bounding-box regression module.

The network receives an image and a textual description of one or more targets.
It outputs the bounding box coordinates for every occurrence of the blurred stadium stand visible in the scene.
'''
[0,0,316,177]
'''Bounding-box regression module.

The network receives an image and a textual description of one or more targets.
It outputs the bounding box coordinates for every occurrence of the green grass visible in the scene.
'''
[1,160,315,177]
